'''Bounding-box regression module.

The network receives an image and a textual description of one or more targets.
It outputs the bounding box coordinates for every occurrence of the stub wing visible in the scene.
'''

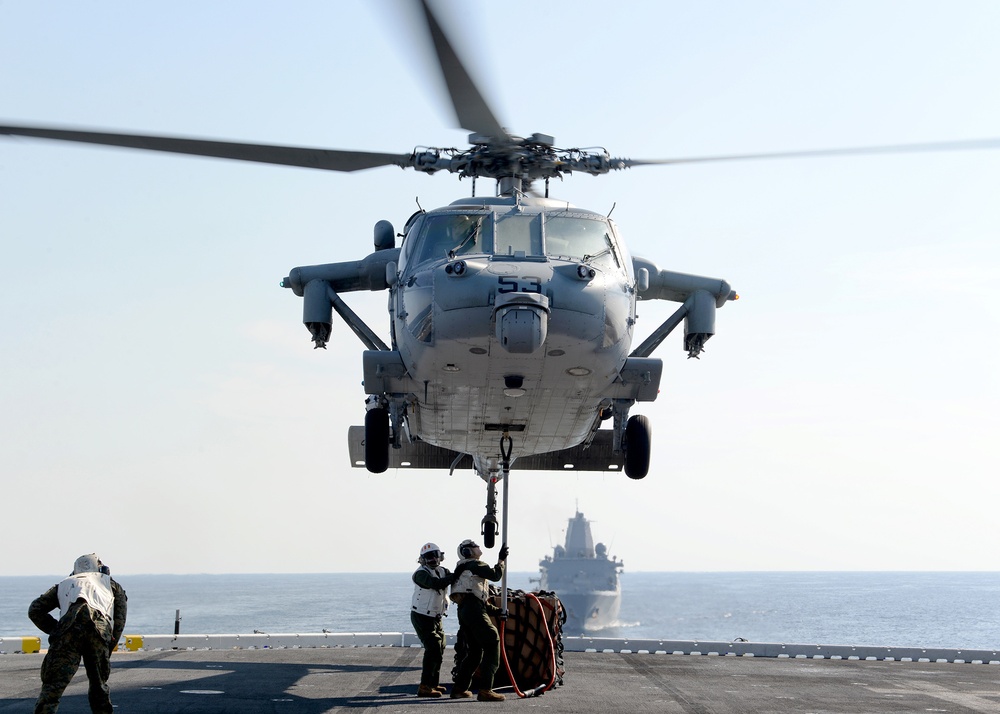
[347,427,623,472]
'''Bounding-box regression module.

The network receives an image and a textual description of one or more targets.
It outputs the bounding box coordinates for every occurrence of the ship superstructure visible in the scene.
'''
[539,511,623,633]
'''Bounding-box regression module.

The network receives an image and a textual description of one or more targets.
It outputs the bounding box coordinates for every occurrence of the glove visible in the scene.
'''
[497,544,509,562]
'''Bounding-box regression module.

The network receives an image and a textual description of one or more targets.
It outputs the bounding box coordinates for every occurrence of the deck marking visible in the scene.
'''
[620,654,714,714]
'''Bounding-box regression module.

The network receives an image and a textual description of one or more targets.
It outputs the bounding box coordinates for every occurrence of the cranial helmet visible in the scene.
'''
[418,542,443,564]
[73,554,101,575]
[457,539,479,560]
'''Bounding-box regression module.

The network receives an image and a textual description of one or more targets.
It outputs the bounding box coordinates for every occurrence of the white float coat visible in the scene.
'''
[57,572,115,620]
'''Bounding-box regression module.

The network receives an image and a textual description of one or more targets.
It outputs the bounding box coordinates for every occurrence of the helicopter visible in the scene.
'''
[2,1,999,553]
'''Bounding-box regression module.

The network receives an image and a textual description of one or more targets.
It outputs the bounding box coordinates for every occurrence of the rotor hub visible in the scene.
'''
[407,135,625,183]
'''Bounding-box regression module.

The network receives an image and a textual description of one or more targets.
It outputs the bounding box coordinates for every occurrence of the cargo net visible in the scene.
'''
[452,588,565,697]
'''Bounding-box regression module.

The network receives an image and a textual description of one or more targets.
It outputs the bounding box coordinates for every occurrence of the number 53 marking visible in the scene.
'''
[498,276,542,294]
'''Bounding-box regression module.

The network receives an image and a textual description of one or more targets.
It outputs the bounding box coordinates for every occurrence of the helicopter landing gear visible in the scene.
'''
[364,405,390,474]
[481,480,498,549]
[623,414,651,480]
[479,433,513,550]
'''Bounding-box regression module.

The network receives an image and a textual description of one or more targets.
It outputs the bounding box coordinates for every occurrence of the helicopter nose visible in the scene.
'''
[496,305,547,354]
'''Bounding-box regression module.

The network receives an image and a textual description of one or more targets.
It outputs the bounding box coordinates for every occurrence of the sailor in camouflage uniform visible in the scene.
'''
[28,554,127,714]
[410,542,457,697]
[449,538,508,702]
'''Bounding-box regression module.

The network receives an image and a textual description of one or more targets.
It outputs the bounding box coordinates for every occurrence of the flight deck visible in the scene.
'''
[2,636,999,713]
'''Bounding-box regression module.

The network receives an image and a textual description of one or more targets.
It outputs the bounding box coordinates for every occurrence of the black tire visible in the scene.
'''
[483,522,496,549]
[364,407,390,473]
[624,414,651,479]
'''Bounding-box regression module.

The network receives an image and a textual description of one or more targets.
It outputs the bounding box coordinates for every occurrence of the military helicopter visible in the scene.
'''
[3,1,998,550]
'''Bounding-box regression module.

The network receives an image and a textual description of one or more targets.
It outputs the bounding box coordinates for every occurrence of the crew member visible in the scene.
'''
[411,542,456,698]
[449,539,508,702]
[28,554,128,714]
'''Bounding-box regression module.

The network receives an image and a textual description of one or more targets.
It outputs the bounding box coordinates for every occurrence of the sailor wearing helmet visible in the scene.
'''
[449,538,508,702]
[411,542,457,698]
[28,554,128,714]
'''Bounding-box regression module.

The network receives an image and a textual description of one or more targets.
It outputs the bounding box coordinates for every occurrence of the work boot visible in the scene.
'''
[417,684,442,698]
[477,690,506,702]
[450,689,473,699]
[433,685,448,694]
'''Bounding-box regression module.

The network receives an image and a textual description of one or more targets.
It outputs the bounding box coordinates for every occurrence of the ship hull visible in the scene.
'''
[557,589,621,633]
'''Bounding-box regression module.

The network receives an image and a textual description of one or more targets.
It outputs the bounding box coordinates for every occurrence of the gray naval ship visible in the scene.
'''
[539,510,623,634]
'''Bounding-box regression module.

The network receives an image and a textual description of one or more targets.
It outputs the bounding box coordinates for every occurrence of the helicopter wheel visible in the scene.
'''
[482,521,497,549]
[624,414,651,480]
[364,407,390,473]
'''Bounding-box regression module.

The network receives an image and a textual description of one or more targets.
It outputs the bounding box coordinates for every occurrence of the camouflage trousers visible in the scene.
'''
[453,598,500,692]
[35,614,112,714]
[411,611,447,687]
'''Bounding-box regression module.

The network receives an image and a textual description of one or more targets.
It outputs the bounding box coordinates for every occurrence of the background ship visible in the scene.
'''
[538,511,623,634]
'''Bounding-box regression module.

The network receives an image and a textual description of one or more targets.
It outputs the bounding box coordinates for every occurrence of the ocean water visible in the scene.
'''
[3,572,999,651]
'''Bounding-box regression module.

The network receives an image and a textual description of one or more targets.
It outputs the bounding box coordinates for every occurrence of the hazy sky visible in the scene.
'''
[2,1,998,576]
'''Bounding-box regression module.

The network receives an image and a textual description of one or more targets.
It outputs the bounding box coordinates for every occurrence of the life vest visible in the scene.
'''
[412,565,450,617]
[451,558,490,603]
[57,572,114,621]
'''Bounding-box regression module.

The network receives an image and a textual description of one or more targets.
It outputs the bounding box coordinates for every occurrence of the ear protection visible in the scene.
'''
[458,539,478,559]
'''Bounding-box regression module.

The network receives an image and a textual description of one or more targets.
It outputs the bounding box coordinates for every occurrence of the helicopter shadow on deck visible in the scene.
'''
[10,650,434,713]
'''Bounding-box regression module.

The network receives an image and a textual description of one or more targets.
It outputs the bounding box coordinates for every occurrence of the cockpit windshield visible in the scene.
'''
[401,209,624,273]
[494,214,542,257]
[409,213,489,266]
[544,215,620,269]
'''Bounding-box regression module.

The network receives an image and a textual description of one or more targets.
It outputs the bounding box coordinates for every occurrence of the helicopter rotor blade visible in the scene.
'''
[0,124,412,172]
[418,0,509,142]
[619,137,1000,169]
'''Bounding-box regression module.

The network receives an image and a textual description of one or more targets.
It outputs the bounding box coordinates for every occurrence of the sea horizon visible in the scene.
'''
[5,572,999,650]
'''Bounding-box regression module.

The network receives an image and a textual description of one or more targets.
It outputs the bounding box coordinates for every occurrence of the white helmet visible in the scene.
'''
[418,542,444,565]
[457,539,479,560]
[73,554,101,574]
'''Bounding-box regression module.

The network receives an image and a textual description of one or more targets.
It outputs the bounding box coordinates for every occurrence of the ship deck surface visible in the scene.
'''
[3,646,999,713]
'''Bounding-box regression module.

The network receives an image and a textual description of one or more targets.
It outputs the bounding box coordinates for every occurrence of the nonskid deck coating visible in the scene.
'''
[2,646,1000,713]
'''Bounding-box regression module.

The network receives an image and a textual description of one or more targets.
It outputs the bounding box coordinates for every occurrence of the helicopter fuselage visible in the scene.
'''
[390,195,635,463]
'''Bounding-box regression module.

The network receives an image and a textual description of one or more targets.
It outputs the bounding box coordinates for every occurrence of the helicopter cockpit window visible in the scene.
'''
[494,214,542,258]
[409,213,490,267]
[544,215,620,269]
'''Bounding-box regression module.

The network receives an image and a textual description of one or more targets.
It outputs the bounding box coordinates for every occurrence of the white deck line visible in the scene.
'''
[8,634,994,664]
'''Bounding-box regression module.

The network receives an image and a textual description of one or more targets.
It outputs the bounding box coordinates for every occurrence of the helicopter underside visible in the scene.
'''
[360,294,662,475]
[407,338,623,460]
